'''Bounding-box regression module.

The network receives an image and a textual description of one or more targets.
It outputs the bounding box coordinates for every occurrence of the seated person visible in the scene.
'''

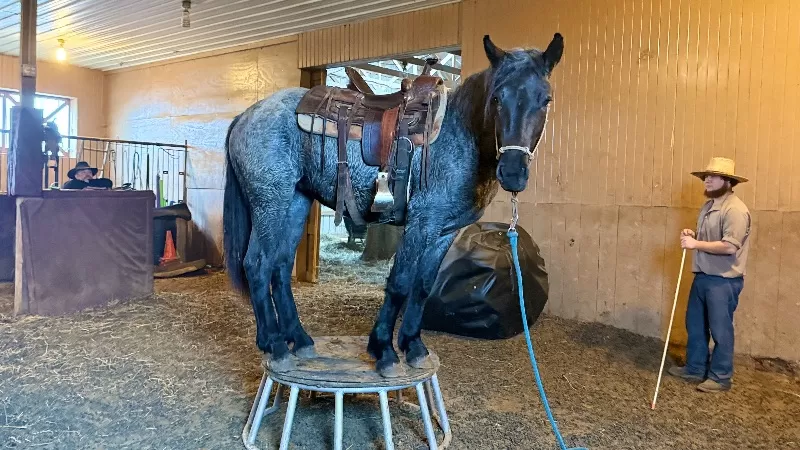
[62,161,113,190]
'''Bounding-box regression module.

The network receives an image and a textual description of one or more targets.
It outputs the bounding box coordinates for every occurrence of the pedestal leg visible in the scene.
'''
[334,391,344,450]
[415,383,438,450]
[279,386,300,450]
[273,384,283,409]
[246,375,274,445]
[424,381,438,422]
[379,390,395,450]
[430,375,451,435]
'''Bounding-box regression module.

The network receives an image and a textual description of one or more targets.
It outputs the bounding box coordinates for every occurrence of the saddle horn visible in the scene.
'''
[421,57,439,76]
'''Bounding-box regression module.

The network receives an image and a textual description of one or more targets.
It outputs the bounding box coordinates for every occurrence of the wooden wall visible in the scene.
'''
[99,0,799,362]
[298,3,461,67]
[105,37,301,266]
[463,0,800,362]
[0,54,106,137]
[1,55,107,192]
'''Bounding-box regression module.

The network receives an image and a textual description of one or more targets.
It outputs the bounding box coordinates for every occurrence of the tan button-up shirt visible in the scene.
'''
[692,192,751,278]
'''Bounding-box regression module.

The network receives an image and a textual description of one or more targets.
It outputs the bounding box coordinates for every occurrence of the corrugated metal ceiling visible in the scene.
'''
[0,0,459,71]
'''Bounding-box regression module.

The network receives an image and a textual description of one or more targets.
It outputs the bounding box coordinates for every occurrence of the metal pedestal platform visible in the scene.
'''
[242,336,452,450]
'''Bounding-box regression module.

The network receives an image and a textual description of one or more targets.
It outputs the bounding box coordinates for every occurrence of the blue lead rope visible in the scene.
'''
[508,228,587,450]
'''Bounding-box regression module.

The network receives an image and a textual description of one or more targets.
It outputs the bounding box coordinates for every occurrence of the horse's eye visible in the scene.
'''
[492,96,499,104]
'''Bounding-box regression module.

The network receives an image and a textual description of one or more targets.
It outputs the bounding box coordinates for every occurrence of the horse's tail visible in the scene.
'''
[223,114,250,293]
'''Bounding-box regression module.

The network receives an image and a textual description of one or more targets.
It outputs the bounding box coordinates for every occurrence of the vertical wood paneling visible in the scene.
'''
[562,204,582,319]
[298,3,460,68]
[654,0,675,207]
[755,1,779,211]
[639,0,657,207]
[548,205,567,316]
[775,213,800,361]
[596,206,619,325]
[576,205,600,322]
[562,0,579,204]
[778,2,799,211]
[637,207,666,338]
[790,3,800,212]
[468,0,800,363]
[768,3,789,210]
[748,211,783,357]
[583,0,602,206]
[724,0,743,181]
[482,201,800,362]
[0,55,106,137]
[462,0,800,212]
[613,206,642,331]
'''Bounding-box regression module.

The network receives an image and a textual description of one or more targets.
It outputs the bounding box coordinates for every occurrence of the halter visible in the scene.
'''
[495,106,550,161]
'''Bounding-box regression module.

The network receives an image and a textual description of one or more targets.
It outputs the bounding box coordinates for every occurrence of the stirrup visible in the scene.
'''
[371,171,394,212]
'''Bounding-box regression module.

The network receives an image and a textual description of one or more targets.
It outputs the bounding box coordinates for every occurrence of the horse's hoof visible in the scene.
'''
[408,354,435,370]
[377,362,406,378]
[268,356,296,373]
[294,345,317,359]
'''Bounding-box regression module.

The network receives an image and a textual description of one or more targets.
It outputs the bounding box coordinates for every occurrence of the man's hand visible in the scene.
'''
[680,235,698,249]
[681,229,696,238]
[680,236,738,254]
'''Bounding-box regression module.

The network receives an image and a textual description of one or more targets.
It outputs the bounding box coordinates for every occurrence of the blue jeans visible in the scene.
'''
[684,273,743,385]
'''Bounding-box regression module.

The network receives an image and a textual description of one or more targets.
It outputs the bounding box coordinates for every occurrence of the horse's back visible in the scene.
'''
[226,87,309,167]
[232,87,308,133]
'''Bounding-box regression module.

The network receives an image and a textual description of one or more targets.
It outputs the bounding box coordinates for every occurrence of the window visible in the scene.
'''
[1,89,74,152]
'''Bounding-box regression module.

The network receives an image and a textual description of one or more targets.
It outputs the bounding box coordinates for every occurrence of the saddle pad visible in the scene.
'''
[297,114,362,139]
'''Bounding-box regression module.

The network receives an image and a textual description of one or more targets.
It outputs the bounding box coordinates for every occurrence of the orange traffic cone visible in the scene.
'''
[159,230,179,266]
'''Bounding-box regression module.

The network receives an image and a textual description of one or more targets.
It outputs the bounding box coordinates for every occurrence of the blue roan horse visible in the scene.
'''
[223,34,564,377]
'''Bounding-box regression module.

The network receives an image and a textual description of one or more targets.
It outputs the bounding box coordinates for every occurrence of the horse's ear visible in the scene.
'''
[542,32,564,74]
[483,35,506,68]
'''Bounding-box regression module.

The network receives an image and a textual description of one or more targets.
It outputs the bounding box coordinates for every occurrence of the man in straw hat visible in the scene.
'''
[668,157,751,393]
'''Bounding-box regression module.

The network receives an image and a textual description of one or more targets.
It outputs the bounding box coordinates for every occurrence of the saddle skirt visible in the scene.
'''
[294,74,448,227]
[295,76,447,167]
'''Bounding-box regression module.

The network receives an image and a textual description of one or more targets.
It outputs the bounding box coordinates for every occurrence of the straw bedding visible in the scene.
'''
[0,237,797,449]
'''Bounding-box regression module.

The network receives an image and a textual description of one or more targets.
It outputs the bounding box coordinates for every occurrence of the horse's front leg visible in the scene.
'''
[397,228,456,368]
[367,231,419,377]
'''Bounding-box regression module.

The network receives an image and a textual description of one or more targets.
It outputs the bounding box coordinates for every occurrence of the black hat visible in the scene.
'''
[67,161,98,179]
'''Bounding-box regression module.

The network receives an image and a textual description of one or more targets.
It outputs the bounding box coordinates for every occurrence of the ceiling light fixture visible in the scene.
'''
[55,39,67,62]
[181,0,191,28]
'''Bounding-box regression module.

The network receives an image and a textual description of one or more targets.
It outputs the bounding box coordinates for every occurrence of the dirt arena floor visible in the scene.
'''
[1,236,798,449]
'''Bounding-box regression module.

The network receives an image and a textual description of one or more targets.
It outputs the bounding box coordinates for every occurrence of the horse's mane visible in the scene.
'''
[445,48,551,154]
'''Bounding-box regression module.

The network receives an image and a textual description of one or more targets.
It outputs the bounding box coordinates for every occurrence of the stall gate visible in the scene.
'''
[1,131,188,205]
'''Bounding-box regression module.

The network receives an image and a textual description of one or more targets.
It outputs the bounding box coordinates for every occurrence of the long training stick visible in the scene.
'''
[651,248,687,410]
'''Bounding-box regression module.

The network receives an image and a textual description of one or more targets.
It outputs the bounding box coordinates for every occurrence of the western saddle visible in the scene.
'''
[295,58,447,227]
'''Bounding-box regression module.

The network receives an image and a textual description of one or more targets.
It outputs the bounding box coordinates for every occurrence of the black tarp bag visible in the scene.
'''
[421,222,549,340]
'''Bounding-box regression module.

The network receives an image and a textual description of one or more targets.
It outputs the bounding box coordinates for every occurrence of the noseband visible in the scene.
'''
[495,106,550,161]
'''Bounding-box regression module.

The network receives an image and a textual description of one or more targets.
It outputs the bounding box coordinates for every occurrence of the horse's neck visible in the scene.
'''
[442,71,500,209]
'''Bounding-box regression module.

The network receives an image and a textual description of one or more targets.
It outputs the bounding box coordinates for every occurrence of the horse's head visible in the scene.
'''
[484,33,563,193]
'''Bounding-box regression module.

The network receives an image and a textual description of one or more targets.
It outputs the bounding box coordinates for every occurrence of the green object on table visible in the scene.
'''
[159,178,166,207]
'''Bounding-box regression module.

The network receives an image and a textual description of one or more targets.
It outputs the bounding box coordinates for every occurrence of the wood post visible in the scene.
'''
[294,68,326,283]
[8,0,44,197]
[19,0,36,108]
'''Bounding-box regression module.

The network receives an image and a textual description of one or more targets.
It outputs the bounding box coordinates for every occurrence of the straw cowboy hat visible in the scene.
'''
[67,161,98,179]
[690,157,748,183]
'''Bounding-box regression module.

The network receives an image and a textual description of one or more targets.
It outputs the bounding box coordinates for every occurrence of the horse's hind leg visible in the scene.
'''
[244,232,292,370]
[246,183,299,370]
[271,189,316,358]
